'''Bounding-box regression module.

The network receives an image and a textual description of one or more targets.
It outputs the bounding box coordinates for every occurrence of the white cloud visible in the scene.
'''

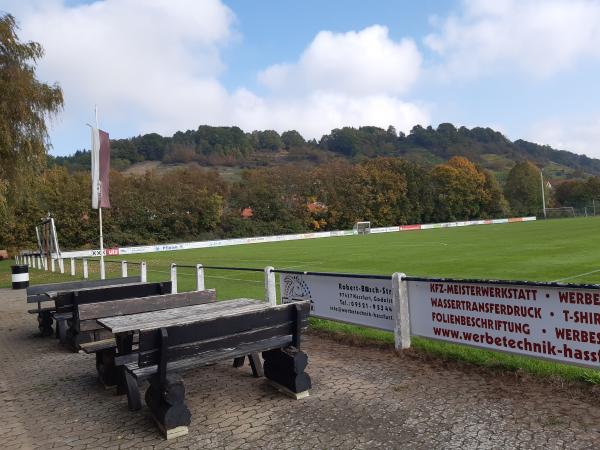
[259,25,422,96]
[529,118,600,158]
[249,25,428,138]
[3,1,429,149]
[425,0,600,78]
[230,89,429,141]
[3,0,236,143]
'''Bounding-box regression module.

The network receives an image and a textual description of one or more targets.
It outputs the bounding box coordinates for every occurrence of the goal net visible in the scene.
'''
[544,207,575,218]
[353,221,371,235]
[36,215,63,270]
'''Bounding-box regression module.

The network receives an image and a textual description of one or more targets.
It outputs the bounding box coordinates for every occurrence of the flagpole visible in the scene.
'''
[95,105,105,279]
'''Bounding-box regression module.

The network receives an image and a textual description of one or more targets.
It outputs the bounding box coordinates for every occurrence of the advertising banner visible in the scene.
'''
[61,216,537,259]
[280,273,394,331]
[408,279,600,368]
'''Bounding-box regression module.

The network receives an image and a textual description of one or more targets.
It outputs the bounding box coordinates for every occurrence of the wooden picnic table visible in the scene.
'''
[98,298,266,333]
[97,297,311,439]
[97,298,268,398]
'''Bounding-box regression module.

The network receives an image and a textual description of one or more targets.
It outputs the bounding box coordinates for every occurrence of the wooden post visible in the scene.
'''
[264,266,276,306]
[141,261,147,282]
[83,258,89,279]
[59,258,65,274]
[392,272,411,350]
[121,260,128,277]
[70,258,75,276]
[170,264,177,294]
[51,258,56,272]
[195,264,204,291]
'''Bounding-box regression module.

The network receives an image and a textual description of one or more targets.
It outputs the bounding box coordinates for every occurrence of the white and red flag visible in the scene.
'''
[90,127,111,209]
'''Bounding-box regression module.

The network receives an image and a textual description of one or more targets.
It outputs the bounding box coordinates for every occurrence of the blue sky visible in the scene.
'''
[3,0,600,157]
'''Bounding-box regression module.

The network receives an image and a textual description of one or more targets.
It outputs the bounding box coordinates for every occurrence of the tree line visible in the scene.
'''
[3,156,572,252]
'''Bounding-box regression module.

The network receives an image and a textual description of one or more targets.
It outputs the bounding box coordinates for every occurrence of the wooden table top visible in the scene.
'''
[98,298,267,333]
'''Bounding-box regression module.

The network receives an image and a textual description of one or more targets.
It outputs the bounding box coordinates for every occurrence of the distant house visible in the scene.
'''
[241,207,253,219]
[307,201,327,213]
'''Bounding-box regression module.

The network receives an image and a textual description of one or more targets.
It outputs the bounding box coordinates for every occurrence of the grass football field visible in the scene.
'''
[3,216,600,383]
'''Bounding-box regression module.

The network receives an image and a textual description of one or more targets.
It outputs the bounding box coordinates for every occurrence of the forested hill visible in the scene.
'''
[50,123,600,179]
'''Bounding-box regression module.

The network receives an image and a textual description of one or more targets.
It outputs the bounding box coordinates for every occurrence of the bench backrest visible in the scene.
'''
[55,281,172,312]
[76,289,217,321]
[137,301,310,370]
[26,276,142,303]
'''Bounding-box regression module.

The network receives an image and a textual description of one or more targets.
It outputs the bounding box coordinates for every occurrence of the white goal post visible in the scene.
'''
[544,207,575,218]
[353,221,371,235]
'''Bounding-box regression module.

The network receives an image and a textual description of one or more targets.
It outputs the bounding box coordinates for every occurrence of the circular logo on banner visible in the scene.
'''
[282,275,314,311]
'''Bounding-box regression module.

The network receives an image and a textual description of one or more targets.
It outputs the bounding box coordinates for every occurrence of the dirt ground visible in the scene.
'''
[1,288,599,449]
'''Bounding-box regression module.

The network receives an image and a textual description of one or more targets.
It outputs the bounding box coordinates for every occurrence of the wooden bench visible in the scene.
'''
[57,281,172,350]
[104,300,310,439]
[26,277,142,336]
[75,289,217,388]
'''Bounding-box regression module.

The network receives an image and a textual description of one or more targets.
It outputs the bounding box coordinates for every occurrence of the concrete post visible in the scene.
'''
[51,258,55,272]
[264,266,277,306]
[83,258,89,279]
[170,263,177,294]
[70,258,75,276]
[392,272,411,350]
[196,264,205,291]
[121,260,128,277]
[140,261,147,282]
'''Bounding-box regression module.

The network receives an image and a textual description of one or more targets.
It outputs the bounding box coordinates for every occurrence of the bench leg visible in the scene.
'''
[125,371,141,411]
[232,356,245,368]
[96,348,118,388]
[56,319,68,344]
[146,374,191,439]
[37,311,54,337]
[65,330,93,352]
[248,353,263,378]
[115,333,134,395]
[263,347,311,399]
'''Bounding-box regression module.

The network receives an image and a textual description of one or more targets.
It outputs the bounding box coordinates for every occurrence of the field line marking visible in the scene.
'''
[553,269,600,282]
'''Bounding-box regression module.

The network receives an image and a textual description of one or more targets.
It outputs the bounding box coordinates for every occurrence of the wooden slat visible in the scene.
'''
[26,277,142,302]
[129,335,292,380]
[98,298,266,334]
[27,307,56,314]
[139,302,309,351]
[76,290,216,320]
[54,282,157,309]
[79,338,116,354]
[78,319,104,332]
[73,282,171,307]
[140,323,299,366]
[52,312,72,320]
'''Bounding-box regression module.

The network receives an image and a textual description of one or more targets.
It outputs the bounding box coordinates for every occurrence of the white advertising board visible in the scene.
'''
[408,279,600,368]
[61,216,536,259]
[280,273,394,331]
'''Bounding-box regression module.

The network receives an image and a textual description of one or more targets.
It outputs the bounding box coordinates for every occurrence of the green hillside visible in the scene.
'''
[50,123,600,178]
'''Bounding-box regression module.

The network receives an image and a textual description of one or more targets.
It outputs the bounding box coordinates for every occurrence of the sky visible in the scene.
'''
[2,0,600,158]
